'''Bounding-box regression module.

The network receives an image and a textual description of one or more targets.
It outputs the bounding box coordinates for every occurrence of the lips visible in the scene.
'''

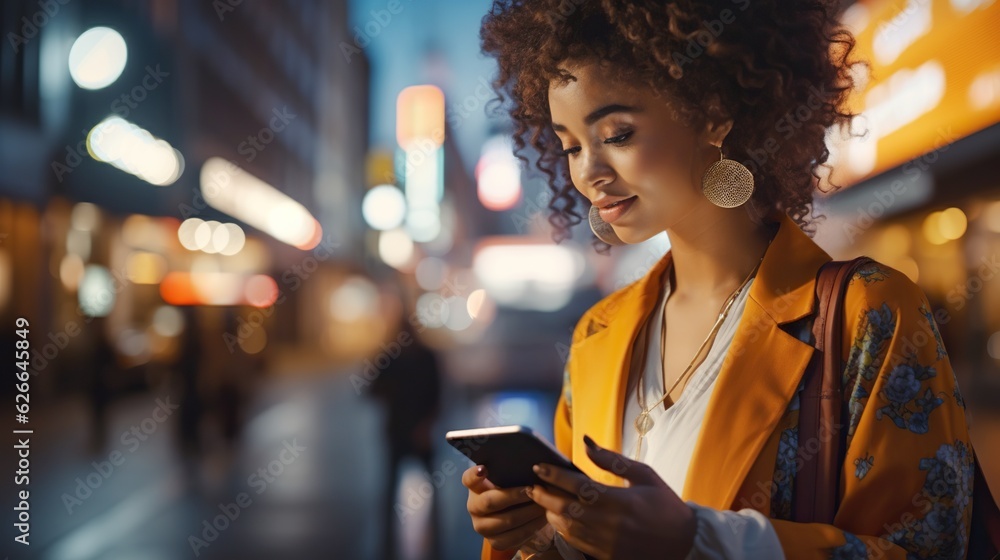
[594,195,635,209]
[596,195,637,224]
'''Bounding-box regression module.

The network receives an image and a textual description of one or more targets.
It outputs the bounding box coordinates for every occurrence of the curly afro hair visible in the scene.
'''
[479,0,864,252]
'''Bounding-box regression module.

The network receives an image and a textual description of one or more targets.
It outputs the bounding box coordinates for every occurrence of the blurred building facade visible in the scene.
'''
[0,0,369,400]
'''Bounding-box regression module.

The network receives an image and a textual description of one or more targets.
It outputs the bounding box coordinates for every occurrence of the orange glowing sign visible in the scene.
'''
[825,0,1000,189]
[396,85,445,150]
[160,272,279,308]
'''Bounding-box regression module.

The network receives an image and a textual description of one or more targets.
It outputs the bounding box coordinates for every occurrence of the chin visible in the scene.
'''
[614,227,658,245]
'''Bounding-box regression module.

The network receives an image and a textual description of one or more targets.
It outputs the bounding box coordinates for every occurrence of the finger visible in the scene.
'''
[461,464,498,493]
[583,434,662,488]
[468,486,534,515]
[532,462,592,496]
[530,482,609,529]
[487,515,549,552]
[546,512,604,558]
[553,525,607,560]
[472,501,545,536]
[526,483,579,517]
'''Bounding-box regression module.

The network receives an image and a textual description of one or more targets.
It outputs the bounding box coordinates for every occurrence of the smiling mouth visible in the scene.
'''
[597,195,637,224]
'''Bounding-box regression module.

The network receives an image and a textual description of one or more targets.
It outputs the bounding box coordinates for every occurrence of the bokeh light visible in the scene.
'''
[125,251,167,284]
[396,85,445,150]
[87,117,183,186]
[59,253,85,290]
[200,157,322,250]
[178,218,247,255]
[329,276,379,322]
[78,264,115,317]
[245,275,279,308]
[378,228,414,269]
[68,27,127,90]
[151,306,184,337]
[476,135,522,211]
[362,184,406,230]
[937,207,968,240]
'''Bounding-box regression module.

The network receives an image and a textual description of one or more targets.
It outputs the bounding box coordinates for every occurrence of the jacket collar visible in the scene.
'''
[568,212,833,508]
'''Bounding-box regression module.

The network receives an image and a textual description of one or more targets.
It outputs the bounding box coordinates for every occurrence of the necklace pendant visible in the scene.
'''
[634,411,654,435]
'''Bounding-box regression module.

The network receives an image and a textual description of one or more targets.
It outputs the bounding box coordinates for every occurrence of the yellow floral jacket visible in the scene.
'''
[482,213,974,560]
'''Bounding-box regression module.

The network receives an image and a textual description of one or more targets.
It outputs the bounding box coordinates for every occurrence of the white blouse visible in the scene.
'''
[618,263,786,560]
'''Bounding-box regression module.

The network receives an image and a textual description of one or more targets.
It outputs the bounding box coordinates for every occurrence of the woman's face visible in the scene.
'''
[548,61,723,244]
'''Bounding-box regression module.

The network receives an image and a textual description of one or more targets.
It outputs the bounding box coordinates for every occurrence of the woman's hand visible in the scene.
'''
[525,434,697,560]
[462,464,551,552]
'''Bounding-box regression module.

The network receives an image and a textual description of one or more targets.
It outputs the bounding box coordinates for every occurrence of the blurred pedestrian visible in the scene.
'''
[175,306,204,459]
[87,315,115,454]
[217,307,252,446]
[369,315,443,560]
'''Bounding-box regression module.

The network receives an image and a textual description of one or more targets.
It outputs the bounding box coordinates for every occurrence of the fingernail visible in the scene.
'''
[476,465,487,477]
[533,464,548,476]
[584,434,597,450]
[524,486,533,497]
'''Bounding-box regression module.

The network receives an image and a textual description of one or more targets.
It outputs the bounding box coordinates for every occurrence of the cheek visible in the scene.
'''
[651,139,695,180]
[621,144,696,199]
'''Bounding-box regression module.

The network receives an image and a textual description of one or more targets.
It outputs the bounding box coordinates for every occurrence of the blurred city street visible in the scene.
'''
[13,354,557,560]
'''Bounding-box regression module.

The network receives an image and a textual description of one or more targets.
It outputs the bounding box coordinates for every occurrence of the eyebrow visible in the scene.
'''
[551,103,643,132]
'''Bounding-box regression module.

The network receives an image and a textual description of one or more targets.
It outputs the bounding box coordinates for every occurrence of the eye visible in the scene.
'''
[556,130,633,158]
[604,130,633,145]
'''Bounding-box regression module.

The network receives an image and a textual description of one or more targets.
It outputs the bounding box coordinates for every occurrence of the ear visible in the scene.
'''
[701,93,734,148]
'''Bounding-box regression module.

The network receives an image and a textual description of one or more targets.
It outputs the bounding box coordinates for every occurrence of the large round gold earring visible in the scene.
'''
[701,145,754,208]
[588,205,625,245]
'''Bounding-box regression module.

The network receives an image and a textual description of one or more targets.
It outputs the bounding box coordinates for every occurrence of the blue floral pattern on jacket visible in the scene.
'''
[776,263,973,559]
[884,441,975,559]
[876,362,943,434]
[843,302,895,442]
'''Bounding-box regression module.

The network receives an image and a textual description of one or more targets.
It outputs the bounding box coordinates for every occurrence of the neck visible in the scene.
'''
[665,207,777,301]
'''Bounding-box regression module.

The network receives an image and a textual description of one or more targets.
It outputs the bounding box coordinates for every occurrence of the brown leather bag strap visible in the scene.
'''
[793,256,874,524]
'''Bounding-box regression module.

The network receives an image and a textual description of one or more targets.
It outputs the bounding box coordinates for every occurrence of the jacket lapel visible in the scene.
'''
[682,214,833,508]
[568,248,673,486]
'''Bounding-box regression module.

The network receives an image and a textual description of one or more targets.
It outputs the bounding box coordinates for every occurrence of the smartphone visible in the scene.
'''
[445,424,584,488]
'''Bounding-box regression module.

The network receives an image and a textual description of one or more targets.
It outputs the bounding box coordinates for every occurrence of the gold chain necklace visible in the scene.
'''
[632,230,775,461]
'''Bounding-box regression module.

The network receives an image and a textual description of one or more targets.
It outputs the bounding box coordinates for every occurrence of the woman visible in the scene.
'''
[462,1,975,559]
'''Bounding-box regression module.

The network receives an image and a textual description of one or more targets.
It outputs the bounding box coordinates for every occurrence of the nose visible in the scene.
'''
[575,148,616,199]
